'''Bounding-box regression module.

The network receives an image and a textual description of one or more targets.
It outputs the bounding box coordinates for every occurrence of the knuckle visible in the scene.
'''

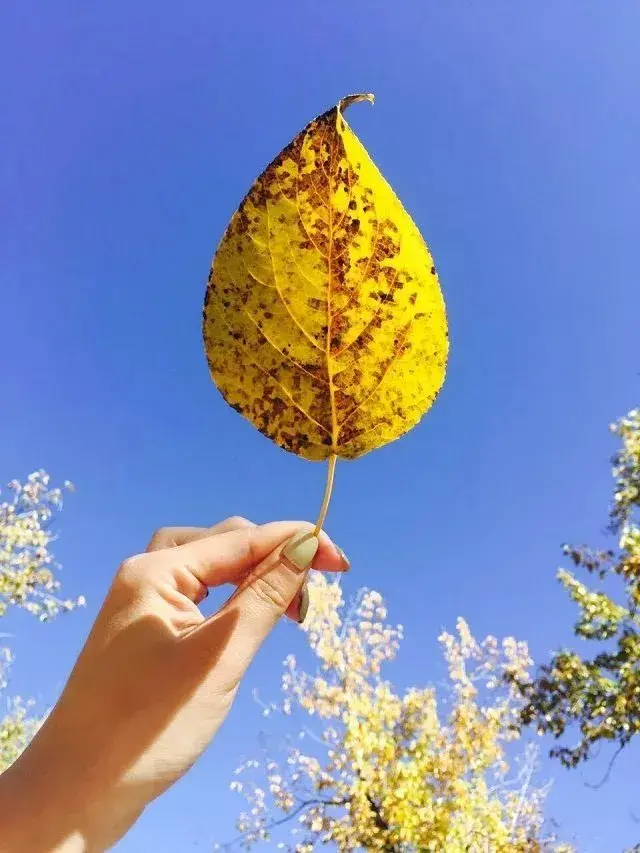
[117,553,151,589]
[225,515,253,529]
[148,526,173,550]
[118,555,142,582]
[249,573,290,613]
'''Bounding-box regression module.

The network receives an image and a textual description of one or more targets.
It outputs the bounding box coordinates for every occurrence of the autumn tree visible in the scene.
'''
[517,407,640,770]
[0,471,82,772]
[221,574,570,852]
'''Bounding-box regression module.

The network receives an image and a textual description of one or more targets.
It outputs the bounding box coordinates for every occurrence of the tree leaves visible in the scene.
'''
[203,94,448,463]
[517,408,640,771]
[222,577,569,852]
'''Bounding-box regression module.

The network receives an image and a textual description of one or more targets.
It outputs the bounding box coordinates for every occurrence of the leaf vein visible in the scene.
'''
[242,308,328,386]
[332,191,383,322]
[337,315,415,432]
[252,361,331,437]
[206,289,329,432]
[264,200,324,351]
[333,269,399,359]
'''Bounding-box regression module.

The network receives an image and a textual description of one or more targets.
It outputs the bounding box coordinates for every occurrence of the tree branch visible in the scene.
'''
[365,792,402,853]
[585,742,625,790]
[223,796,348,849]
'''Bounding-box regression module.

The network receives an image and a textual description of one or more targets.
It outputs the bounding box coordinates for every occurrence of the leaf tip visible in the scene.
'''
[338,93,375,114]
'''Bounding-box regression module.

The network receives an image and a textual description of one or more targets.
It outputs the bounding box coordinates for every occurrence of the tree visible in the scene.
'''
[0,471,82,772]
[222,575,570,852]
[515,407,640,770]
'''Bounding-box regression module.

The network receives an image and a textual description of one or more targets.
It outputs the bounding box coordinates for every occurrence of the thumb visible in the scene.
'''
[229,527,318,639]
[196,529,318,684]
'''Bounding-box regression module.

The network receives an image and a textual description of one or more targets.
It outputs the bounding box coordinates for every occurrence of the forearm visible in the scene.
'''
[0,719,136,853]
[0,743,84,852]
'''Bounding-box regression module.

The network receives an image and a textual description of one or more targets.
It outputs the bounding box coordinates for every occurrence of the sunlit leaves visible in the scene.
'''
[0,471,83,620]
[222,577,569,851]
[518,408,640,768]
[0,648,40,773]
[0,471,81,772]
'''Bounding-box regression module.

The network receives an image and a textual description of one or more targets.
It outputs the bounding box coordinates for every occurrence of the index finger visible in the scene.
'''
[146,517,256,552]
[170,520,349,589]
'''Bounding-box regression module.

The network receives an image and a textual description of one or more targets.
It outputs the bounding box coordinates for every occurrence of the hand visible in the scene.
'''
[0,517,349,852]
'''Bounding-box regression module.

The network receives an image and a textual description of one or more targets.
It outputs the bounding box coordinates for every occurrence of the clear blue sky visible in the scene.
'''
[2,1,640,849]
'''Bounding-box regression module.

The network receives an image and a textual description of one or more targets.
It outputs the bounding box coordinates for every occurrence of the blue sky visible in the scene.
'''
[2,0,640,849]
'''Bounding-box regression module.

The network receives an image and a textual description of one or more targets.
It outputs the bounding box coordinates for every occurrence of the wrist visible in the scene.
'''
[0,714,136,852]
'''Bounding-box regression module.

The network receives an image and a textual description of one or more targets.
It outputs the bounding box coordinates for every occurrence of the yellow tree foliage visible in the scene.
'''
[203,94,448,529]
[0,649,39,773]
[223,577,571,852]
[0,471,82,620]
[0,471,82,773]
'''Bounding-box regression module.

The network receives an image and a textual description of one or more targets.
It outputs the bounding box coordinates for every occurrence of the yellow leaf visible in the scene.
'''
[203,94,448,521]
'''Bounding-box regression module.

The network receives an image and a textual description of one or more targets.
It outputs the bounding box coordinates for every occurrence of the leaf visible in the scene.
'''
[203,93,448,464]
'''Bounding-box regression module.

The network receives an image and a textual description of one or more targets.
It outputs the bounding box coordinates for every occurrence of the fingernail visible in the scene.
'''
[282,529,319,573]
[297,583,310,624]
[336,546,350,571]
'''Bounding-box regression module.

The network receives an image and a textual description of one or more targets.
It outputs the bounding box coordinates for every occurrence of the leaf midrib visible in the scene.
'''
[326,114,338,452]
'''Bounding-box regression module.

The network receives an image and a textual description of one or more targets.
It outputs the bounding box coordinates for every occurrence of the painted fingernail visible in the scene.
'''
[297,583,310,624]
[336,546,350,571]
[282,529,319,573]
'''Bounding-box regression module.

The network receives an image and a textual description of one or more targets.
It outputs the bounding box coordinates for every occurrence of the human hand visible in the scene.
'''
[0,517,349,852]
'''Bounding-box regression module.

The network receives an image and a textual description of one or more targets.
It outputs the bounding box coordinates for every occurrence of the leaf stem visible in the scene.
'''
[314,454,337,536]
